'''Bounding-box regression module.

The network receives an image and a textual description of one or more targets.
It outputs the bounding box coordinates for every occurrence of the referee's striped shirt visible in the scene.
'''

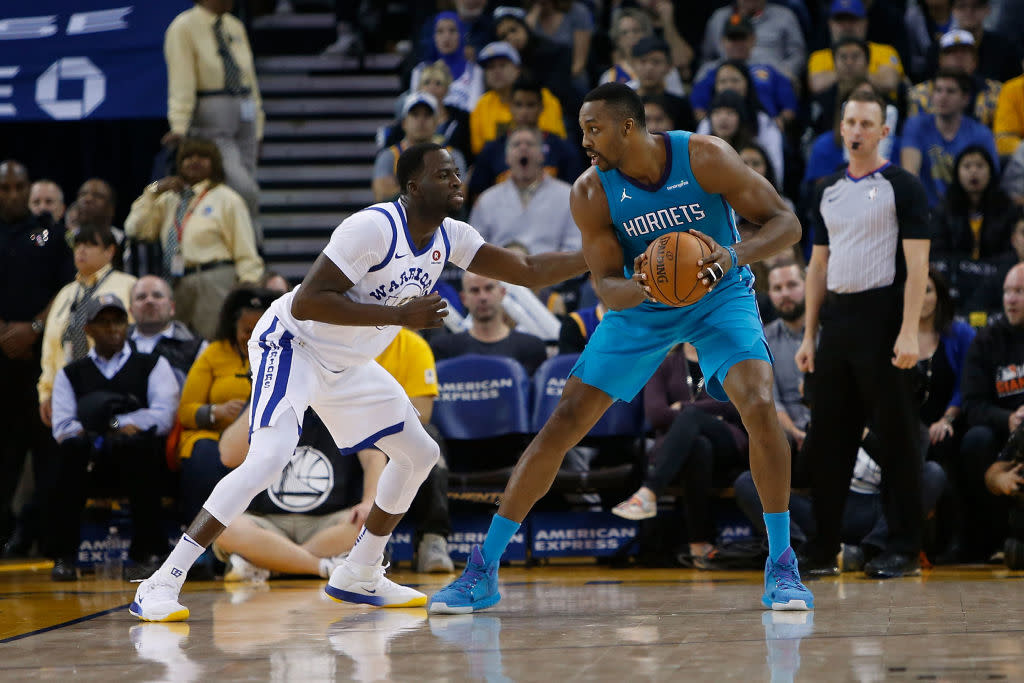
[812,162,930,294]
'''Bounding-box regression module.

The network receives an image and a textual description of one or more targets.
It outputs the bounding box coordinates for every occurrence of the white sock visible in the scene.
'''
[318,557,333,578]
[159,533,205,584]
[347,527,390,570]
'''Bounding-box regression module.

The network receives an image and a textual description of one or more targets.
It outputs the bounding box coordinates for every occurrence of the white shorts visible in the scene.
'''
[247,311,412,452]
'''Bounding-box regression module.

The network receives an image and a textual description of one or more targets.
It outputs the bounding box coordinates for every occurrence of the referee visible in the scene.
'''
[795,90,931,579]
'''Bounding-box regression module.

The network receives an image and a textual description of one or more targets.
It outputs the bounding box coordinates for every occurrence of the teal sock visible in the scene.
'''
[763,511,791,562]
[481,514,520,565]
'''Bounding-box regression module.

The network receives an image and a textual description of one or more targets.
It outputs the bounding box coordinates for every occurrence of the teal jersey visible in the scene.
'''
[595,130,747,281]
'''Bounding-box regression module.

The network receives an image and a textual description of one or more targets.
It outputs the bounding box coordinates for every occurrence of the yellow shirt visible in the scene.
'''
[807,42,904,79]
[374,329,438,398]
[908,78,1002,130]
[178,339,252,459]
[38,264,137,403]
[124,179,264,282]
[994,75,1024,156]
[164,4,264,139]
[470,88,567,155]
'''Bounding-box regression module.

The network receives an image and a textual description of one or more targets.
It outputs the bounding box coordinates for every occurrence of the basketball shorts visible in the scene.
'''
[570,272,772,402]
[247,312,412,452]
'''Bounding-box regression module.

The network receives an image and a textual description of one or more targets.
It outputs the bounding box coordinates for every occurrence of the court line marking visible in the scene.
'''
[0,603,129,644]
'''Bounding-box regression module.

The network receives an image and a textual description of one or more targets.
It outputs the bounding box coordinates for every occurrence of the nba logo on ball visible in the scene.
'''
[432,249,442,262]
[267,446,334,512]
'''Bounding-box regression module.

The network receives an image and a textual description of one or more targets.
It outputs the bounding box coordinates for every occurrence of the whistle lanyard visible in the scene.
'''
[175,187,212,242]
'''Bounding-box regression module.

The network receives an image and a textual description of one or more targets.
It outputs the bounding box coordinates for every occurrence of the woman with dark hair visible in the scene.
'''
[917,268,975,562]
[125,137,264,339]
[931,145,1017,263]
[177,287,279,524]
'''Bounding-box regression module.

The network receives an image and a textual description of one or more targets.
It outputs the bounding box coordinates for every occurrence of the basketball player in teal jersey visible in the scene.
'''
[430,82,814,613]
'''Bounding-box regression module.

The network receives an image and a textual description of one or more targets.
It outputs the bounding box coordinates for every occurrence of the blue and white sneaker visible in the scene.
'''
[428,544,500,614]
[325,558,426,608]
[762,547,814,611]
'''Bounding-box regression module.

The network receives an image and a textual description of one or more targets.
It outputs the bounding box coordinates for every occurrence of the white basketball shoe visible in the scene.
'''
[325,558,426,607]
[129,572,189,622]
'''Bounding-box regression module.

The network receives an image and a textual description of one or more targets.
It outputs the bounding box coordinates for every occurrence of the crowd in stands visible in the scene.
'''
[6,0,1024,583]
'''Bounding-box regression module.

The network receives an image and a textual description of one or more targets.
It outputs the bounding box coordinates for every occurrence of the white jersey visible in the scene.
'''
[270,200,485,369]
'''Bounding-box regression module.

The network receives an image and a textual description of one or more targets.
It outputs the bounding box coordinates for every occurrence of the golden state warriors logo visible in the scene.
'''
[267,445,334,512]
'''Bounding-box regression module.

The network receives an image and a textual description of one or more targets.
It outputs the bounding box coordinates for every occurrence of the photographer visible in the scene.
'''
[962,263,1024,560]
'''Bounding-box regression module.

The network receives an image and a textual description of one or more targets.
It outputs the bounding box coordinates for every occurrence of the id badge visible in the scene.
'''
[171,252,185,278]
[240,98,256,122]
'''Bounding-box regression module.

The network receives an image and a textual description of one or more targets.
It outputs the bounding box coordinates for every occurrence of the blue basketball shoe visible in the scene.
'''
[428,545,500,614]
[762,547,814,611]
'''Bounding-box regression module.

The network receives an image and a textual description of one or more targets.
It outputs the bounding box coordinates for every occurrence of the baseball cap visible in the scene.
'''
[84,293,127,323]
[493,6,527,25]
[477,41,521,66]
[939,29,977,50]
[401,91,439,117]
[723,14,755,38]
[631,36,671,59]
[830,0,866,18]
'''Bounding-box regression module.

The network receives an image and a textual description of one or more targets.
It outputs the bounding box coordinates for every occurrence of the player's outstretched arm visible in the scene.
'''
[690,135,801,266]
[568,170,647,311]
[291,254,448,330]
[466,244,589,290]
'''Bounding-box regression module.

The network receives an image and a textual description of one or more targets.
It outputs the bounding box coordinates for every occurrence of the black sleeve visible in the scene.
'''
[929,206,954,256]
[428,334,455,363]
[962,329,1012,432]
[890,169,931,240]
[558,316,587,355]
[514,332,549,376]
[811,178,830,246]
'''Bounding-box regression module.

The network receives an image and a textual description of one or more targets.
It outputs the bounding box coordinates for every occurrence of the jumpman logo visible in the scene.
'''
[621,188,631,202]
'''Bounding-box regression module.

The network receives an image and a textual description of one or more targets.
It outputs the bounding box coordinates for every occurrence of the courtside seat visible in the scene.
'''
[432,354,532,479]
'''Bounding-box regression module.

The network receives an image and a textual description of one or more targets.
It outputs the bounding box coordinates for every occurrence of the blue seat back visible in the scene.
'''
[432,354,532,440]
[531,354,645,437]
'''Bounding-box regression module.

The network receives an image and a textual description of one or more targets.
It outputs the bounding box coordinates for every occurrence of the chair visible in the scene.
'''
[432,354,532,485]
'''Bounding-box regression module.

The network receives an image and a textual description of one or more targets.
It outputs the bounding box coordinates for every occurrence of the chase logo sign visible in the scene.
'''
[0,2,191,121]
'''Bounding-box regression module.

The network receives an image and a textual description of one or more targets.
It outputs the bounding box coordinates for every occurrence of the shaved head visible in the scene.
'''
[0,160,31,222]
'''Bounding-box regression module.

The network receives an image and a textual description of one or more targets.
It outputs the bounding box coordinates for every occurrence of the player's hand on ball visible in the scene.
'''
[398,293,449,329]
[689,229,731,292]
[632,253,655,303]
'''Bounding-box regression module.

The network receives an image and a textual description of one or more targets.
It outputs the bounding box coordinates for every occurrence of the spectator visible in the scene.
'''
[0,160,74,555]
[738,142,787,197]
[469,127,582,256]
[176,287,277,524]
[45,293,178,581]
[762,259,809,451]
[374,93,468,203]
[212,406,372,581]
[430,271,548,375]
[260,270,290,294]
[691,15,798,128]
[469,42,567,156]
[74,178,124,250]
[962,208,1024,318]
[993,57,1024,156]
[904,0,955,82]
[558,298,605,354]
[626,37,695,133]
[386,63,473,164]
[907,30,1002,129]
[1004,143,1024,204]
[628,0,696,81]
[961,263,1024,557]
[124,137,264,340]
[950,0,1022,83]
[697,89,784,184]
[901,70,1000,207]
[931,145,1015,262]
[702,0,806,83]
[491,7,576,128]
[641,94,678,134]
[808,38,874,137]
[127,275,206,388]
[29,180,65,224]
[524,0,594,94]
[38,224,137,427]
[164,0,263,228]
[611,344,748,568]
[599,8,653,85]
[469,79,583,202]
[806,0,904,97]
[414,0,495,63]
[408,12,485,114]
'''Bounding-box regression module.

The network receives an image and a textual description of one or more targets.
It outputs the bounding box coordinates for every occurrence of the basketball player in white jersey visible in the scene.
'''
[130,143,588,621]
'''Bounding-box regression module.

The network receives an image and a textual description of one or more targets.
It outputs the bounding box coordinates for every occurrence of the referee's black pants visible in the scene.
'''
[806,286,923,557]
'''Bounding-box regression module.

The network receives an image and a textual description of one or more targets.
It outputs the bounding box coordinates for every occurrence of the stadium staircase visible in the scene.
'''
[250,12,403,281]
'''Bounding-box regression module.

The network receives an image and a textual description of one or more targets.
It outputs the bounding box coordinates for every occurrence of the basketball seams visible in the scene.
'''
[679,239,708,305]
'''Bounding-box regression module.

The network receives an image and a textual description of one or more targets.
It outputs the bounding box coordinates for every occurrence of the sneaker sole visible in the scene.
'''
[761,595,813,611]
[324,585,426,608]
[610,508,655,521]
[129,602,190,622]
[427,592,501,614]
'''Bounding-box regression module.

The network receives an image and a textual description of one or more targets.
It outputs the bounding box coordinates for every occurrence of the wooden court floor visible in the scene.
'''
[2,560,1023,682]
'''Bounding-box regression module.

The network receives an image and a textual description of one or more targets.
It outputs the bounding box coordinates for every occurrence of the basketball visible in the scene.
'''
[640,232,710,307]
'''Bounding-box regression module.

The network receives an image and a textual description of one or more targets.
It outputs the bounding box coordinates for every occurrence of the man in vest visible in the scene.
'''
[45,293,179,581]
[127,275,206,387]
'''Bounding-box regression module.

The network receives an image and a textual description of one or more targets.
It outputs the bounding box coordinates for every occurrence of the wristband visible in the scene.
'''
[724,245,738,270]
